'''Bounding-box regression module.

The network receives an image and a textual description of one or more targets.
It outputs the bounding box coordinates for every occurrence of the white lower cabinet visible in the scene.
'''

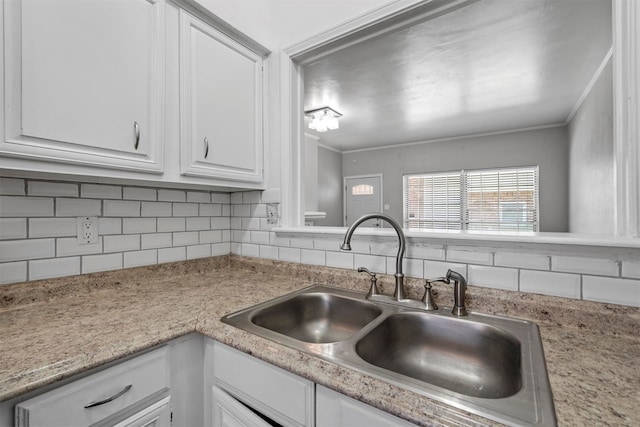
[14,347,170,427]
[211,342,315,427]
[316,385,416,427]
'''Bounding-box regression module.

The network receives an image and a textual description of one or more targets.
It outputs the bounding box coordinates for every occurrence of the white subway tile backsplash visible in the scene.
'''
[241,218,260,231]
[0,239,55,262]
[173,231,199,246]
[123,187,156,201]
[157,217,185,232]
[250,231,270,245]
[259,245,279,260]
[104,200,140,217]
[230,192,243,204]
[82,253,122,274]
[57,237,102,257]
[230,217,242,230]
[354,254,386,274]
[232,204,251,217]
[98,218,121,235]
[0,178,25,195]
[251,204,267,218]
[233,230,250,244]
[269,233,290,247]
[0,196,53,217]
[0,261,27,284]
[494,252,549,270]
[447,249,493,265]
[29,257,80,280]
[173,203,199,217]
[187,191,210,203]
[104,234,140,253]
[0,218,27,240]
[406,245,445,261]
[29,181,78,197]
[241,243,260,258]
[212,242,231,256]
[326,251,354,270]
[141,202,172,217]
[424,261,467,279]
[123,218,156,234]
[56,198,101,217]
[242,191,261,204]
[290,237,314,249]
[187,244,212,260]
[583,276,640,306]
[200,204,222,217]
[81,184,121,199]
[551,255,619,277]
[200,230,223,244]
[467,265,518,291]
[29,218,76,238]
[142,233,172,249]
[622,260,640,279]
[279,247,301,263]
[301,249,326,266]
[158,247,186,263]
[211,193,231,204]
[520,270,581,299]
[314,239,341,252]
[222,205,231,216]
[186,217,210,231]
[158,189,186,202]
[222,230,231,242]
[124,250,157,268]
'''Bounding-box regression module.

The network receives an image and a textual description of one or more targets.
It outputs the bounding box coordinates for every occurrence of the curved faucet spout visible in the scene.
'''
[341,213,407,300]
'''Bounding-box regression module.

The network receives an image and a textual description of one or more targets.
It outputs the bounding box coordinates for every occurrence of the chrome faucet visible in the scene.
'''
[341,213,407,300]
[429,270,468,316]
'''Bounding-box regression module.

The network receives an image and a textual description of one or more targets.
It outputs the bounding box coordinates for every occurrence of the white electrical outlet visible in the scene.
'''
[77,216,98,245]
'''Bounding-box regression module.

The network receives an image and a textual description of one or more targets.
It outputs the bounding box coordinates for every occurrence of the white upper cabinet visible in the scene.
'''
[178,10,265,184]
[2,0,165,173]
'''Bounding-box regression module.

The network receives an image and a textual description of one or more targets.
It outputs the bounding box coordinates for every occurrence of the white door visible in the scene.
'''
[344,175,383,227]
[179,11,264,183]
[2,0,164,172]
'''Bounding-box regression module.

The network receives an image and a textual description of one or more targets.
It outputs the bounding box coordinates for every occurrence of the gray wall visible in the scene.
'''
[568,58,614,234]
[342,126,569,232]
[316,146,343,226]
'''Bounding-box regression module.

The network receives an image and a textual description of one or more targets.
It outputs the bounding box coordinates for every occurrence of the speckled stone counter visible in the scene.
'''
[1,256,639,426]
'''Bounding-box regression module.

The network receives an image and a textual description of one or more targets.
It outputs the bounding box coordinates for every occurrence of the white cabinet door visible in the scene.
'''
[316,385,416,427]
[15,348,169,427]
[2,0,164,173]
[212,386,272,427]
[179,11,264,183]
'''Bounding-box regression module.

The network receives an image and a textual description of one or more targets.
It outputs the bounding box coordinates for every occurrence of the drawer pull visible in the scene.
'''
[134,121,140,150]
[204,137,209,158]
[84,384,133,409]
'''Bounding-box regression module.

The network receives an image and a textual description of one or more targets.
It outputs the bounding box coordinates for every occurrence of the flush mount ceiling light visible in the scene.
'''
[305,107,342,132]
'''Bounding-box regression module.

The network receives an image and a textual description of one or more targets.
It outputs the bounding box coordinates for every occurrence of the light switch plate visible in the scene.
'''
[266,203,279,225]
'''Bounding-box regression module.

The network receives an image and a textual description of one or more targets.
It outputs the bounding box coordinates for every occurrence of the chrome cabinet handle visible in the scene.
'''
[204,137,209,159]
[134,121,140,150]
[84,384,133,409]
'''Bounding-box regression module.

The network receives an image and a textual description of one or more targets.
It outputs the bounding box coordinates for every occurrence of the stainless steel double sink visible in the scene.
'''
[222,285,556,426]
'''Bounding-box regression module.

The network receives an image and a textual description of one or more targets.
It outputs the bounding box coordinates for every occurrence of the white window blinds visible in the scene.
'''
[404,166,539,231]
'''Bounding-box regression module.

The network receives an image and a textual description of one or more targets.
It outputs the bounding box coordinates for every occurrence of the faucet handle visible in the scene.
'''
[421,281,438,311]
[358,267,380,298]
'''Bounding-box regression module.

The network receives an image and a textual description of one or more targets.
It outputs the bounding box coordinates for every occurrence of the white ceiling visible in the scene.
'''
[303,0,612,152]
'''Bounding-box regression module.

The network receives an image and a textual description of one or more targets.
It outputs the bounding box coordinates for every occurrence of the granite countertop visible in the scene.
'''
[1,256,638,426]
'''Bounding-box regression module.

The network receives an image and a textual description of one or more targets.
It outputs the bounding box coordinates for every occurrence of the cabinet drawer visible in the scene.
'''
[15,347,169,427]
[213,343,314,427]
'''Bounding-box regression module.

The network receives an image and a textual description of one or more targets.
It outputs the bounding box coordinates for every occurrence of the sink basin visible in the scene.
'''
[356,312,522,398]
[221,285,556,426]
[250,292,382,343]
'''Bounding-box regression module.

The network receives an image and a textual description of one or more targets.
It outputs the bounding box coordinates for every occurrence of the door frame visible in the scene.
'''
[343,173,383,227]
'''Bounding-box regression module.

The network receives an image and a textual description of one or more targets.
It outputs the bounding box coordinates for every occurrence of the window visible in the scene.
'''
[403,166,538,231]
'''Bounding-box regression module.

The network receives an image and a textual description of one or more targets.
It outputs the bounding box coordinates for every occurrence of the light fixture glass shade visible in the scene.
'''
[305,107,342,132]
